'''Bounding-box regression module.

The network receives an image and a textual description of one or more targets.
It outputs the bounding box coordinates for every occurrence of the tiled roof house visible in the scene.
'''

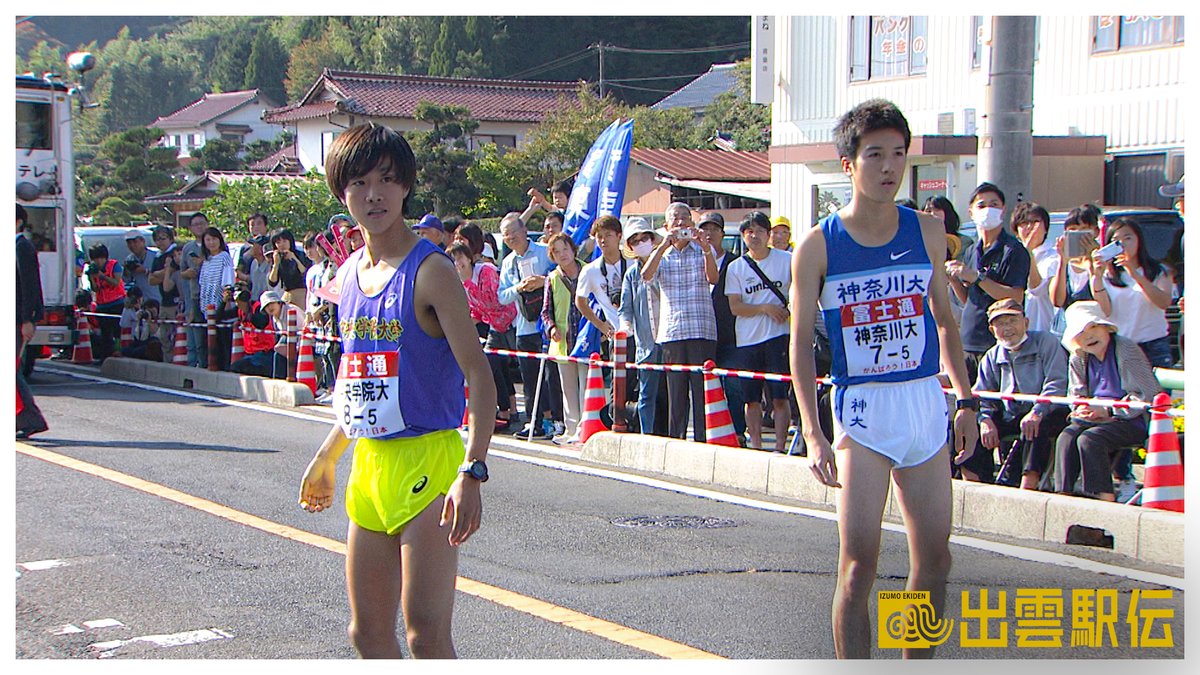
[150,89,282,160]
[263,69,578,173]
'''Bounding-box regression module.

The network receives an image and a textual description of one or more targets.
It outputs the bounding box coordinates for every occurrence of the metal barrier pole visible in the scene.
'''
[527,355,547,441]
[206,304,219,371]
[611,330,628,432]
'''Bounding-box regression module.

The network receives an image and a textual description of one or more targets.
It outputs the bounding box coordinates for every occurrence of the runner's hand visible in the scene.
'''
[807,433,841,488]
[298,454,337,513]
[952,409,978,465]
[441,474,482,546]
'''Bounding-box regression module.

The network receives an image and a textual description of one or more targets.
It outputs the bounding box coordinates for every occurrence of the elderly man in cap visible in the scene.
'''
[122,229,161,305]
[229,289,295,378]
[147,226,183,358]
[413,213,447,249]
[965,298,1070,488]
[769,215,793,252]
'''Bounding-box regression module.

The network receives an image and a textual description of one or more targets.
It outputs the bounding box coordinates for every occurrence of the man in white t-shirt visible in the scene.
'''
[575,215,627,342]
[726,211,792,452]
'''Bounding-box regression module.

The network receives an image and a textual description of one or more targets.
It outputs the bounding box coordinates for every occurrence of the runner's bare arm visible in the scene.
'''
[419,253,493,546]
[299,425,352,513]
[917,212,979,463]
[789,228,840,488]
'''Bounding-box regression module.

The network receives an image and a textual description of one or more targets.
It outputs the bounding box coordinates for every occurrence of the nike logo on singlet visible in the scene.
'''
[890,249,912,260]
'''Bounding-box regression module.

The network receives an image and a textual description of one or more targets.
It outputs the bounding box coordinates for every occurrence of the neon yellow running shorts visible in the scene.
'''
[345,428,466,535]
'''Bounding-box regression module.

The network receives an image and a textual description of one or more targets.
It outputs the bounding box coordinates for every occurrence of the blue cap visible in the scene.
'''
[414,213,444,231]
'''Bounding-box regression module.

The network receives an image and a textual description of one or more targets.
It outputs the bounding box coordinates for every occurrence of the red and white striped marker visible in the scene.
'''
[702,360,739,447]
[1142,392,1184,512]
[171,324,188,366]
[578,353,609,443]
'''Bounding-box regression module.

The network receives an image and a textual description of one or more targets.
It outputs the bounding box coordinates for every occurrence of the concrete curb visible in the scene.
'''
[100,358,315,407]
[581,431,1184,567]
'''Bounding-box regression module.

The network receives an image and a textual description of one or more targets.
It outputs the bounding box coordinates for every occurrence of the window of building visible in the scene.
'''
[971,16,984,70]
[1093,16,1184,53]
[849,16,929,82]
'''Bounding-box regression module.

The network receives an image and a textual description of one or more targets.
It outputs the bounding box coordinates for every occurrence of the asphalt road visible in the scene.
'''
[14,365,1185,660]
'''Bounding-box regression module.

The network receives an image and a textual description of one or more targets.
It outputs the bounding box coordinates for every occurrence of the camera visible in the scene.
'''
[125,254,141,269]
[85,263,102,276]
[1096,240,1123,262]
[676,227,694,241]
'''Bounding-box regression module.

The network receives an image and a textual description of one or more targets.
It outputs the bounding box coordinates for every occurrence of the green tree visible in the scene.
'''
[693,61,772,152]
[284,32,356,101]
[243,131,294,166]
[191,138,243,172]
[201,173,344,242]
[408,102,481,216]
[243,27,289,104]
[78,126,181,223]
[89,28,203,141]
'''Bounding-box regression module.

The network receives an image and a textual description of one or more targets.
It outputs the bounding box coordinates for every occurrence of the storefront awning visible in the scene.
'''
[655,176,771,203]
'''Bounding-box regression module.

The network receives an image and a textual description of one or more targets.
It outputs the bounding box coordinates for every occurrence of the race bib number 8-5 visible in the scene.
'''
[333,350,405,438]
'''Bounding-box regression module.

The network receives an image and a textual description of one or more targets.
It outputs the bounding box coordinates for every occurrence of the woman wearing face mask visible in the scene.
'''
[945,182,1032,381]
[619,218,666,436]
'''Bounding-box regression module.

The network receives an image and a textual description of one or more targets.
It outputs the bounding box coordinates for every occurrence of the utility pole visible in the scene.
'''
[978,16,1035,204]
[596,42,606,98]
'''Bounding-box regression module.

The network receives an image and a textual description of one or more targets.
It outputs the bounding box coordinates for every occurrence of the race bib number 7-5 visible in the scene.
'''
[333,351,406,438]
[821,268,931,378]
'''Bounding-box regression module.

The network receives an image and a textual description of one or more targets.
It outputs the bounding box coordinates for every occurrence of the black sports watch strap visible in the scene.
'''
[955,397,980,411]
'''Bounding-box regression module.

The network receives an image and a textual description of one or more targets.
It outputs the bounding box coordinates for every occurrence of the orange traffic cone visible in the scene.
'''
[171,323,188,366]
[702,360,739,447]
[229,323,245,364]
[578,353,609,443]
[72,311,94,364]
[1142,392,1184,512]
[296,330,317,395]
[119,324,133,349]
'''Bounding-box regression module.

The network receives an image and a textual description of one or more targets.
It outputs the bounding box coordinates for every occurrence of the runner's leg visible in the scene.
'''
[399,495,460,659]
[891,446,954,659]
[345,523,403,658]
[832,439,893,658]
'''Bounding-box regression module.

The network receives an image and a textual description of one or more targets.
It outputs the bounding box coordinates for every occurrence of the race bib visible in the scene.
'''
[822,269,930,378]
[333,350,405,438]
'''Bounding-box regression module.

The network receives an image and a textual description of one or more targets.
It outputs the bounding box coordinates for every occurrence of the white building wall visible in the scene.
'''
[771,14,1185,226]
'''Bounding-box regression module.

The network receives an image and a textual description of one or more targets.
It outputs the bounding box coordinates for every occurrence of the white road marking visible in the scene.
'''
[41,365,1186,590]
[89,627,233,657]
[51,625,83,635]
[83,618,124,629]
[18,559,69,571]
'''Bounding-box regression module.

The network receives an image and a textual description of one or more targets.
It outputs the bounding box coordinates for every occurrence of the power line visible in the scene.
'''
[504,47,594,80]
[604,82,680,95]
[606,71,707,83]
[606,42,749,55]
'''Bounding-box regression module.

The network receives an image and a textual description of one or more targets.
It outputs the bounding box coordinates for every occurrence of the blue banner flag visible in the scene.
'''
[562,119,634,252]
[570,292,606,359]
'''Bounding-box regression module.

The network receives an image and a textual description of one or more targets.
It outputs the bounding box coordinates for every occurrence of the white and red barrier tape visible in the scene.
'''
[79,311,1184,417]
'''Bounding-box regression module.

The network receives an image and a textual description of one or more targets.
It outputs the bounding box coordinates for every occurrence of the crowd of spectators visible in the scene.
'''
[75,172,1184,504]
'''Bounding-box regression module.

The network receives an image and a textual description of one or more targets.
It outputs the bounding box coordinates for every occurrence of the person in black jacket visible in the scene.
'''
[16,204,48,438]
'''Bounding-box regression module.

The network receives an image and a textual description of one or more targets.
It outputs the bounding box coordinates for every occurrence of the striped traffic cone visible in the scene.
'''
[578,353,609,443]
[1142,392,1184,512]
[72,311,94,364]
[702,360,739,447]
[295,331,318,395]
[229,323,245,364]
[119,324,133,350]
[171,323,188,366]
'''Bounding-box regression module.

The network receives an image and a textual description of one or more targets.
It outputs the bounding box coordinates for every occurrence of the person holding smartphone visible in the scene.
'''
[640,202,719,442]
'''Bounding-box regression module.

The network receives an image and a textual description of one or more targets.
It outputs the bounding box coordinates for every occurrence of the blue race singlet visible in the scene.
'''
[818,206,940,387]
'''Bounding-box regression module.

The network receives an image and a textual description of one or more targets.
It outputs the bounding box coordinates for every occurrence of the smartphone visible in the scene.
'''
[1096,240,1123,262]
[1064,230,1089,258]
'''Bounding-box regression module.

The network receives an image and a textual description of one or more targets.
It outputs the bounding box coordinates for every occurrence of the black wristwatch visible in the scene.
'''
[955,397,980,412]
[458,459,489,482]
[974,269,989,286]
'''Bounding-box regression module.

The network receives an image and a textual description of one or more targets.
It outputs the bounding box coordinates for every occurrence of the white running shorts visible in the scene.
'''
[831,376,949,469]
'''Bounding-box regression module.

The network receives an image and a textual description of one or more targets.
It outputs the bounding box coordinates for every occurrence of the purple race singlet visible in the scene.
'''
[335,238,465,439]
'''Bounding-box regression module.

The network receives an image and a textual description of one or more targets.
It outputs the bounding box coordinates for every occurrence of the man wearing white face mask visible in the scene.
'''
[945,182,1031,381]
[966,298,1069,487]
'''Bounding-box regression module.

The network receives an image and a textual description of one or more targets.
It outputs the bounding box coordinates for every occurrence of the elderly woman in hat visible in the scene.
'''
[1054,301,1162,501]
[618,217,665,436]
